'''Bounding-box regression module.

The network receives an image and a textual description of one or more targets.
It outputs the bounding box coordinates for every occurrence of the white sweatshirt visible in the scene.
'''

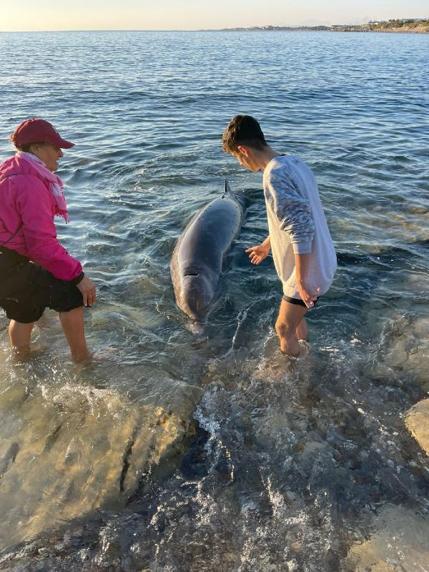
[263,155,337,299]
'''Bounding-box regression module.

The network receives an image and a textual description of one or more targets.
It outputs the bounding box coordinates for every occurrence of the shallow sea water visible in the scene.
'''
[0,31,428,571]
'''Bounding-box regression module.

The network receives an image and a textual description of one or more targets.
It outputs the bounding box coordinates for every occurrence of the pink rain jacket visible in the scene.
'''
[0,155,82,281]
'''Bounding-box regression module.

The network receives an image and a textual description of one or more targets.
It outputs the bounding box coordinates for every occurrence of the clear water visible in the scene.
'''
[0,31,428,570]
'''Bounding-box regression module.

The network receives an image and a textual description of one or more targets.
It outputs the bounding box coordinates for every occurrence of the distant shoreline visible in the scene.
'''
[213,27,428,34]
[212,18,429,34]
[1,18,428,34]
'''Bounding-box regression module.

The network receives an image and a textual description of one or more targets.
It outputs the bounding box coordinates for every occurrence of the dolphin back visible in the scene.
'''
[223,178,248,210]
[171,180,245,323]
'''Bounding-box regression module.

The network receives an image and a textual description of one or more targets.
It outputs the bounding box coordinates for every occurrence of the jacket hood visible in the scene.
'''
[0,154,44,181]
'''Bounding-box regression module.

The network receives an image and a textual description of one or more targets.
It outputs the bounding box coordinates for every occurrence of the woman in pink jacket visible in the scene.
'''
[0,118,96,363]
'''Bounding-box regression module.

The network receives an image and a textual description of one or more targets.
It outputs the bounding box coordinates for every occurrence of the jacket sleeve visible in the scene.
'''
[266,169,315,254]
[14,175,83,281]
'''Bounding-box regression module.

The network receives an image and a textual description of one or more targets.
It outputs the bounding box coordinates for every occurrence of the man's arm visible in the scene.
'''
[267,169,319,307]
[295,252,319,308]
[246,236,271,265]
[267,169,315,256]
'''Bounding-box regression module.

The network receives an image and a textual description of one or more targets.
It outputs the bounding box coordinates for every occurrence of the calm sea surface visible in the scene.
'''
[0,31,428,570]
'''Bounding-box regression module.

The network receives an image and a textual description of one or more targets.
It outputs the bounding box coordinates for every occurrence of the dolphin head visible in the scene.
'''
[180,270,215,322]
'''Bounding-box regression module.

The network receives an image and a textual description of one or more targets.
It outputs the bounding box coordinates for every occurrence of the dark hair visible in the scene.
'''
[222,115,267,154]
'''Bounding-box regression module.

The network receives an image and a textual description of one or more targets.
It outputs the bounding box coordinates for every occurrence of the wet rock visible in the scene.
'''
[0,378,199,550]
[345,505,429,571]
[376,314,429,392]
[360,264,429,393]
[405,398,429,455]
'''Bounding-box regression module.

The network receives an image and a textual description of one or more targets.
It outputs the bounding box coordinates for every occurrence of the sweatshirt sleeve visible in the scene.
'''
[266,168,315,254]
[14,175,83,281]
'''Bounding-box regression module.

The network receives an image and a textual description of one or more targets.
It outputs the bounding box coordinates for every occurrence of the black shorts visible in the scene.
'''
[0,248,83,324]
[282,295,319,308]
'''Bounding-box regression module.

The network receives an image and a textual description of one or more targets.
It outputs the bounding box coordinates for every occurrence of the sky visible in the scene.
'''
[0,0,427,32]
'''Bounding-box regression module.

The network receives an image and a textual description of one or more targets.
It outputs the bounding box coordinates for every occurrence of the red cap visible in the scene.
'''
[11,118,74,149]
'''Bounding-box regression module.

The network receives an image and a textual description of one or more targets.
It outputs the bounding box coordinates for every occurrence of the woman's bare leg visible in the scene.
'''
[59,307,90,363]
[8,321,34,357]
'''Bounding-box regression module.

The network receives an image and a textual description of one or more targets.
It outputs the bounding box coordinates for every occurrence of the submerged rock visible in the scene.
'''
[0,375,198,550]
[405,398,429,455]
[381,315,429,391]
[345,505,429,571]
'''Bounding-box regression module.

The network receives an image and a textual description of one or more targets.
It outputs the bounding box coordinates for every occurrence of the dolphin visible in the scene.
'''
[170,181,245,326]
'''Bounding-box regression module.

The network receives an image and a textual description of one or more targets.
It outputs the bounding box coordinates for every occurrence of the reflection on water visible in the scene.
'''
[0,30,428,570]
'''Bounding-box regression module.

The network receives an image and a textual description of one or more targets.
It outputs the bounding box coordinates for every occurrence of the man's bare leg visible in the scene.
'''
[8,321,34,358]
[275,300,308,356]
[59,307,90,363]
[296,317,308,341]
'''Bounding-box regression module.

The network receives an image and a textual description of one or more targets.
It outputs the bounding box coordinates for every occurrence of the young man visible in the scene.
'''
[222,115,336,356]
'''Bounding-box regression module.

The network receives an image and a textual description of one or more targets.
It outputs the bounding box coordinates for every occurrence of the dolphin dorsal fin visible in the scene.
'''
[223,179,232,198]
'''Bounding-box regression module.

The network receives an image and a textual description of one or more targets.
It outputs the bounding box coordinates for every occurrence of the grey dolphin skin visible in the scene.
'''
[171,181,245,325]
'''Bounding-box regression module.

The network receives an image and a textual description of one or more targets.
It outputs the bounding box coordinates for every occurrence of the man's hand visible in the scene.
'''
[245,240,271,265]
[297,281,320,309]
[77,276,97,307]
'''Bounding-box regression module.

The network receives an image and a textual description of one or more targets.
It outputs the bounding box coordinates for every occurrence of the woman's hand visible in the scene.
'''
[245,240,271,265]
[77,275,97,307]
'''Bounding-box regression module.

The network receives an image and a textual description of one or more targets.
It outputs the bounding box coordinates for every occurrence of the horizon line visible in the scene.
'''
[1,17,428,34]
